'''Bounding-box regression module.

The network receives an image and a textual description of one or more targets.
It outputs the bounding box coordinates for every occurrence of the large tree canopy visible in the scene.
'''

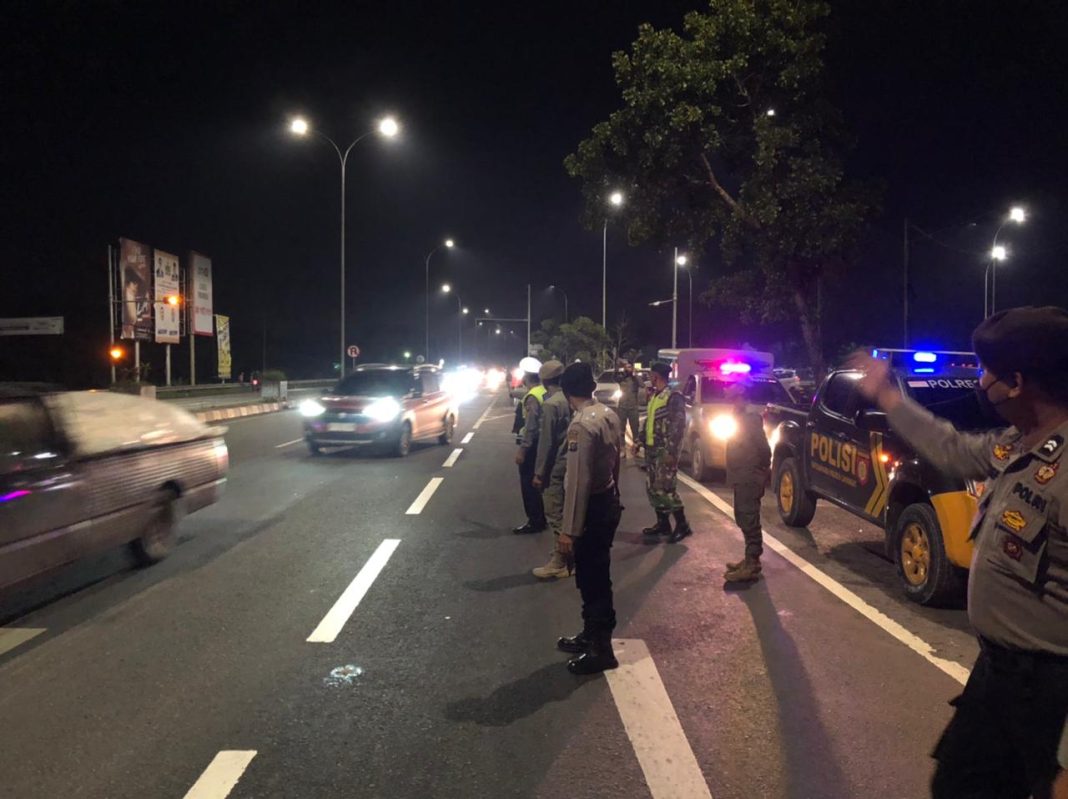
[565,0,877,372]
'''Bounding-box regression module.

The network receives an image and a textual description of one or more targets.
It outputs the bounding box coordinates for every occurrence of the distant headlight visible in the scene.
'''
[364,397,402,422]
[611,389,622,401]
[710,414,738,441]
[300,399,326,417]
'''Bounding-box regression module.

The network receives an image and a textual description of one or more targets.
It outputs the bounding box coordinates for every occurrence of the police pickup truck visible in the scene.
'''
[763,349,994,605]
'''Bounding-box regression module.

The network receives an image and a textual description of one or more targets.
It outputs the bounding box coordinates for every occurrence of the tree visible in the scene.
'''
[534,316,613,370]
[564,0,877,374]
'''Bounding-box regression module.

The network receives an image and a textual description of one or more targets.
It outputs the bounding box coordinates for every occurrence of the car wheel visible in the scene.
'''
[774,456,817,527]
[895,503,964,606]
[393,422,412,457]
[131,488,183,565]
[439,414,455,446]
[689,437,711,481]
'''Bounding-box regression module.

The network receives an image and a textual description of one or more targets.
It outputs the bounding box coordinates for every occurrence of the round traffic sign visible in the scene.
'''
[347,345,360,358]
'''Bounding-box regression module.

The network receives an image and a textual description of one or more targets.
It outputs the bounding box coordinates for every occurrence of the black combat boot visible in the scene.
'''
[642,512,671,544]
[567,633,618,675]
[667,509,693,543]
[556,629,592,654]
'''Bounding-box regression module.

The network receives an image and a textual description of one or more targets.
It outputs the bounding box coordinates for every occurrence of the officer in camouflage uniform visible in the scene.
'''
[722,381,772,583]
[531,360,573,579]
[615,360,643,457]
[853,306,1068,799]
[642,362,692,544]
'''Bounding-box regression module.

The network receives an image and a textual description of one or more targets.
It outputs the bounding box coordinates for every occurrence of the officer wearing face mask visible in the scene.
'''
[851,306,1068,799]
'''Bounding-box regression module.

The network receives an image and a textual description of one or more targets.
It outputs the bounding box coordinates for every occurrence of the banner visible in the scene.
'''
[216,314,232,379]
[153,249,181,344]
[190,251,214,336]
[119,238,153,340]
[0,317,64,336]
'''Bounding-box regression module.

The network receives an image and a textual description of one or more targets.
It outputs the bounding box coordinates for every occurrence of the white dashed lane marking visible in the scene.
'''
[307,539,401,644]
[443,448,463,468]
[274,438,304,449]
[406,477,444,515]
[0,627,45,657]
[183,750,257,799]
[461,432,474,444]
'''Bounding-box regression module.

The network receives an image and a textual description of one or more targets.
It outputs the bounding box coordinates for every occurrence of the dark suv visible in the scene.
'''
[300,365,458,456]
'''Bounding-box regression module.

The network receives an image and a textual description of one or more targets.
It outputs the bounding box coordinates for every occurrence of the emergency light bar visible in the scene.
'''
[719,362,752,375]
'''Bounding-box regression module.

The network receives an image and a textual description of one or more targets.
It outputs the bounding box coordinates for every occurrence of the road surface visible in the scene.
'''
[0,390,976,798]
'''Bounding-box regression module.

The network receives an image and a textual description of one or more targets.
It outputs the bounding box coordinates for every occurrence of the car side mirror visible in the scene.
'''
[856,408,889,432]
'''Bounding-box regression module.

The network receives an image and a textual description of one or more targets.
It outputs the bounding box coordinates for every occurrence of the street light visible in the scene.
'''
[603,190,624,327]
[549,284,569,321]
[676,256,695,347]
[425,238,455,361]
[672,250,689,348]
[288,113,400,375]
[441,284,465,363]
[986,206,1026,318]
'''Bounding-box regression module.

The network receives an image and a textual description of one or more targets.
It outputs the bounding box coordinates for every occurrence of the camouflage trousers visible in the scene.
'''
[542,480,564,537]
[645,448,684,513]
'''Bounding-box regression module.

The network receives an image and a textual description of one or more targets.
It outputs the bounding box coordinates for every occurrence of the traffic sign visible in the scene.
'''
[347,345,360,358]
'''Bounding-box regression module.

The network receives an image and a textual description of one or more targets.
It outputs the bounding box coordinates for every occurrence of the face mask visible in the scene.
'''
[975,379,1009,423]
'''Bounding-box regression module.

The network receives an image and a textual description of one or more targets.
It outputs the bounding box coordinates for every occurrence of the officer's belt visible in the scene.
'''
[978,636,1068,672]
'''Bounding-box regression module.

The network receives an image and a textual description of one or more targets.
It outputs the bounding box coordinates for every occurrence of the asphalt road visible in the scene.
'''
[0,391,978,798]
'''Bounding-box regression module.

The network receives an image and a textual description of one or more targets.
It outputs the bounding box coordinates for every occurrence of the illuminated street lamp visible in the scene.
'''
[603,190,625,327]
[671,251,689,348]
[288,113,400,374]
[985,206,1027,318]
[109,346,124,362]
[425,238,456,361]
[441,284,466,362]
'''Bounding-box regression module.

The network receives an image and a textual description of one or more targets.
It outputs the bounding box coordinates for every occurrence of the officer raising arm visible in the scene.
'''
[851,306,1068,799]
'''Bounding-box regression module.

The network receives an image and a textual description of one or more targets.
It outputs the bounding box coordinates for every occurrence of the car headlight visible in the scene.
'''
[710,414,738,441]
[300,399,326,417]
[611,389,622,401]
[364,397,402,422]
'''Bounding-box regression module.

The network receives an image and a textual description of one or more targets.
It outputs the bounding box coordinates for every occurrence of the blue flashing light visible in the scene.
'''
[913,351,938,363]
[871,348,878,358]
[914,367,935,374]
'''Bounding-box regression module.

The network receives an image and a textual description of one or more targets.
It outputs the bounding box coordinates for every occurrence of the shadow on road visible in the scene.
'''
[444,661,588,726]
[463,571,537,593]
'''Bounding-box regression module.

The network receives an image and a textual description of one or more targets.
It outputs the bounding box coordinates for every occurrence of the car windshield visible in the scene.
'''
[333,370,413,397]
[700,377,790,404]
[904,376,998,431]
[597,371,621,383]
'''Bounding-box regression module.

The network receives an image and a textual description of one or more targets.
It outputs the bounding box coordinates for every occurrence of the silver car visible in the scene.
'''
[0,387,228,591]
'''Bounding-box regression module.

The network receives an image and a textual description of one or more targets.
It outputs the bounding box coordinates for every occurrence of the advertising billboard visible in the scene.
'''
[153,249,181,344]
[119,238,152,340]
[190,251,214,336]
[216,314,232,379]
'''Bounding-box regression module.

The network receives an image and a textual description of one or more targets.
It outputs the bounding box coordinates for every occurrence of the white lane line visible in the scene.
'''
[472,402,496,430]
[606,639,714,799]
[0,627,45,657]
[676,472,970,686]
[406,477,444,515]
[461,432,474,444]
[442,448,463,468]
[183,750,257,799]
[274,437,304,449]
[307,539,401,643]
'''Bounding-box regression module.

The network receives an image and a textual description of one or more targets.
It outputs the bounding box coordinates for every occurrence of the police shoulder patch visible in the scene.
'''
[1039,434,1065,459]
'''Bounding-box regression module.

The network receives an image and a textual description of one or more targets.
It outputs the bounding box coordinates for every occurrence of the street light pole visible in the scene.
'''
[985,207,1025,318]
[672,248,679,349]
[425,238,455,362]
[603,190,624,329]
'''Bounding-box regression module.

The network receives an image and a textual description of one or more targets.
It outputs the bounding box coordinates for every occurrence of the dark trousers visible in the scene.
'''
[518,446,545,527]
[732,482,765,558]
[932,639,1068,799]
[573,491,621,637]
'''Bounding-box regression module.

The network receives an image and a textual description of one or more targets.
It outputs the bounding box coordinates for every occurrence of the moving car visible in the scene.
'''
[0,386,228,591]
[763,348,990,605]
[594,370,624,408]
[301,364,458,456]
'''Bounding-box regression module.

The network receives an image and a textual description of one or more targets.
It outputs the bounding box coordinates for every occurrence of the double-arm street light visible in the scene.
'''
[289,114,399,375]
[441,283,468,363]
[603,190,624,327]
[986,206,1026,318]
[425,239,455,360]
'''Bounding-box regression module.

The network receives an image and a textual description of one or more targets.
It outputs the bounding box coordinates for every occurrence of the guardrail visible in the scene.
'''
[155,379,334,400]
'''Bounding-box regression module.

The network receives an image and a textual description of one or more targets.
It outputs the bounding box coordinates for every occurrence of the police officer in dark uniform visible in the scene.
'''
[853,306,1068,799]
[722,381,772,583]
[555,362,623,675]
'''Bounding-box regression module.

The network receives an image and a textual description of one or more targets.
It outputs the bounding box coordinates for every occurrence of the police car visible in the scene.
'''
[764,348,995,605]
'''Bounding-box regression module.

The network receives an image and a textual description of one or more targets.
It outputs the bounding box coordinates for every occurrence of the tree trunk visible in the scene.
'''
[791,277,825,378]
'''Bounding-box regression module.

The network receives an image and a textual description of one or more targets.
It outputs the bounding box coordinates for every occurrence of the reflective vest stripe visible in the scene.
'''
[520,385,548,432]
[646,389,669,446]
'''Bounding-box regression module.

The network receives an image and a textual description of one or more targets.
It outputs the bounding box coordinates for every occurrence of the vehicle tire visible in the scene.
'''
[689,436,711,482]
[439,414,455,446]
[894,503,964,606]
[307,440,322,456]
[131,488,183,565]
[774,456,817,527]
[393,422,412,457]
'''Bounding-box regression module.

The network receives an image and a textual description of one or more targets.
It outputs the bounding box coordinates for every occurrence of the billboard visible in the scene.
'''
[0,317,64,336]
[119,238,152,340]
[153,249,181,344]
[190,252,214,336]
[216,314,232,379]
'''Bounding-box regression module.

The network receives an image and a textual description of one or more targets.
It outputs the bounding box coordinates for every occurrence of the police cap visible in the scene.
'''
[539,360,564,382]
[650,362,672,380]
[560,362,596,398]
[972,306,1068,403]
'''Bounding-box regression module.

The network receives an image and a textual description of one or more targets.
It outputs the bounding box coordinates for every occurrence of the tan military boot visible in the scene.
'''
[724,556,762,583]
[533,550,572,579]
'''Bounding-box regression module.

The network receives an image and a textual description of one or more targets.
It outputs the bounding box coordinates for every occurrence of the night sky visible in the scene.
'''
[3,1,1066,385]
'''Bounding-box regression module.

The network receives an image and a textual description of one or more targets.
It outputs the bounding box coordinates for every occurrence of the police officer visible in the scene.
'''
[512,361,547,534]
[852,306,1068,799]
[531,360,573,579]
[642,362,692,544]
[555,362,623,674]
[722,381,771,583]
[615,360,643,458]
